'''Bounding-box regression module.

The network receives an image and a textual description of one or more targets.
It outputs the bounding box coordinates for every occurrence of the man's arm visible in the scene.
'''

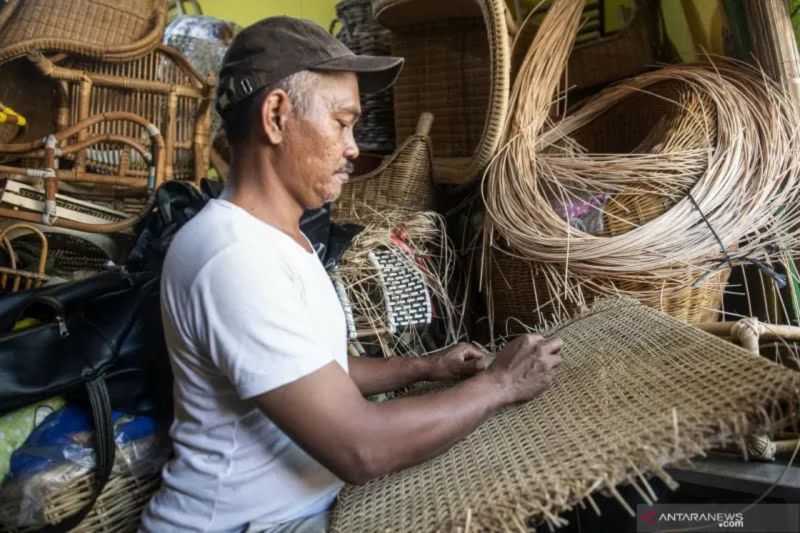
[348,342,489,395]
[254,334,561,485]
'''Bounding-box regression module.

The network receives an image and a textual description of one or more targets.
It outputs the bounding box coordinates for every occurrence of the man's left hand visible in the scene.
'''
[426,342,490,382]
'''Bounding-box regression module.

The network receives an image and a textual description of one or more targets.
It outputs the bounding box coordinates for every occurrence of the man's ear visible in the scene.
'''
[260,89,293,144]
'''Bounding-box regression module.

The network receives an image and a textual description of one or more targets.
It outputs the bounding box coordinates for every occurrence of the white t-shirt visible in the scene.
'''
[140,198,348,532]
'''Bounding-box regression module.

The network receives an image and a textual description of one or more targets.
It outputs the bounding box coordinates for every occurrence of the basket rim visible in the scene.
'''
[373,0,510,184]
[0,0,167,65]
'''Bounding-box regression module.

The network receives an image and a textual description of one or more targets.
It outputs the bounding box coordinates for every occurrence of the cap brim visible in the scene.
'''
[314,54,404,94]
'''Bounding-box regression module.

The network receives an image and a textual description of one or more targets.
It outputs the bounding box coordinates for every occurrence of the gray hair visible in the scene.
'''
[222,70,318,144]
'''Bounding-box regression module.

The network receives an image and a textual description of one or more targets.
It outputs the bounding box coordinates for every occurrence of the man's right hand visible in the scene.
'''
[489,334,563,404]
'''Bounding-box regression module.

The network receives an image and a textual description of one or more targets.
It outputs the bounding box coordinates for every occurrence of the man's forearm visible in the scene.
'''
[355,372,509,480]
[348,355,431,395]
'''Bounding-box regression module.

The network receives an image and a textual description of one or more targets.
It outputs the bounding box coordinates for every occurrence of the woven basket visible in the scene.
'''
[0,467,161,533]
[0,223,47,292]
[332,112,434,223]
[489,247,729,334]
[0,0,167,64]
[372,0,510,185]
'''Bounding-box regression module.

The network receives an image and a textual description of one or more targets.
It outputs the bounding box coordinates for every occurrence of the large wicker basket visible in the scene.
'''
[0,0,167,64]
[332,112,434,223]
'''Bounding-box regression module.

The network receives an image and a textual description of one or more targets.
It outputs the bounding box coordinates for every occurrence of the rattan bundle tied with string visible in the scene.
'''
[330,297,800,532]
[481,0,800,330]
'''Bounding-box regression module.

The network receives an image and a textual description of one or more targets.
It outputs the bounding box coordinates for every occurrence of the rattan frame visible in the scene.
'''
[24,45,214,185]
[0,223,48,292]
[0,112,165,233]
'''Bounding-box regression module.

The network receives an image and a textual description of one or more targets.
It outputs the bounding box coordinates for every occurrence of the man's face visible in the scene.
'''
[280,72,361,209]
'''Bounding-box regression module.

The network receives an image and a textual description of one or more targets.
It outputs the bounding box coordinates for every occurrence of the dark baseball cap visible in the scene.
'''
[216,16,404,114]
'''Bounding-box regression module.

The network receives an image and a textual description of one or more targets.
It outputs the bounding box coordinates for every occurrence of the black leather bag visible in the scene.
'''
[0,270,166,532]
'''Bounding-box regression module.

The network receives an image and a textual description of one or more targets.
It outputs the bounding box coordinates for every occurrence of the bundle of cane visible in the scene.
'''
[481,0,800,330]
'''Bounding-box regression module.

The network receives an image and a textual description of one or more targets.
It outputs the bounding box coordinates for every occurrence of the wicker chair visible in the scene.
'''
[26,45,214,184]
[372,0,511,185]
[0,0,167,64]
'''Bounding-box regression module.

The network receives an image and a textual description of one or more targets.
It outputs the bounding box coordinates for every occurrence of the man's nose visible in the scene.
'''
[344,128,359,161]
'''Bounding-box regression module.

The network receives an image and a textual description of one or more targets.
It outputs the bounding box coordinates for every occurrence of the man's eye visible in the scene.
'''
[337,119,348,129]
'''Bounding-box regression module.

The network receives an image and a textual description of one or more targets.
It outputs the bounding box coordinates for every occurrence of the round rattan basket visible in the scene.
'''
[332,112,434,223]
[372,0,510,185]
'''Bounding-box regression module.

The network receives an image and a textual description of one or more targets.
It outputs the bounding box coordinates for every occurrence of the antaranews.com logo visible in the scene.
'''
[637,504,798,532]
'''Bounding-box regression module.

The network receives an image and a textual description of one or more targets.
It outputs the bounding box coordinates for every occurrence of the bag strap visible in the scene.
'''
[40,376,116,533]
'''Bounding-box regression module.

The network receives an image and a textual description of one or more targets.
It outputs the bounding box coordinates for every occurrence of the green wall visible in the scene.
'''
[204,0,724,62]
[200,0,338,30]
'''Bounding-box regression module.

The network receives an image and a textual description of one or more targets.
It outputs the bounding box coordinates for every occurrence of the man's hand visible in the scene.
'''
[488,334,562,403]
[426,342,490,381]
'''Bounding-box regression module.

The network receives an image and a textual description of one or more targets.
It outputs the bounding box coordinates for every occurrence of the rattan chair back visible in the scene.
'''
[0,0,167,64]
[372,0,510,185]
[25,45,214,184]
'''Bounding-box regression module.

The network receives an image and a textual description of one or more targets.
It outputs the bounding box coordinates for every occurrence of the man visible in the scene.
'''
[141,17,562,533]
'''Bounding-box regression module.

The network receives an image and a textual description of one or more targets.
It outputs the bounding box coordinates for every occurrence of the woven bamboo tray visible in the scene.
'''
[0,0,166,64]
[372,0,511,185]
[332,112,434,223]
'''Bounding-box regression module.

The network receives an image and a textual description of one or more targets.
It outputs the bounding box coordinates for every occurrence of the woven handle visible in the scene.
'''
[415,112,434,136]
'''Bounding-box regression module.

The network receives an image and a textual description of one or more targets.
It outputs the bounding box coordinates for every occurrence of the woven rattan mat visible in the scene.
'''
[330,298,800,532]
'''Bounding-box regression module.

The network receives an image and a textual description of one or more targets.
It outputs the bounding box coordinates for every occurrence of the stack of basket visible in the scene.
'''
[334,0,395,153]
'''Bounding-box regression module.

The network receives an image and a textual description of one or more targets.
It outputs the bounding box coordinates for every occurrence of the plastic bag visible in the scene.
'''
[0,405,169,528]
